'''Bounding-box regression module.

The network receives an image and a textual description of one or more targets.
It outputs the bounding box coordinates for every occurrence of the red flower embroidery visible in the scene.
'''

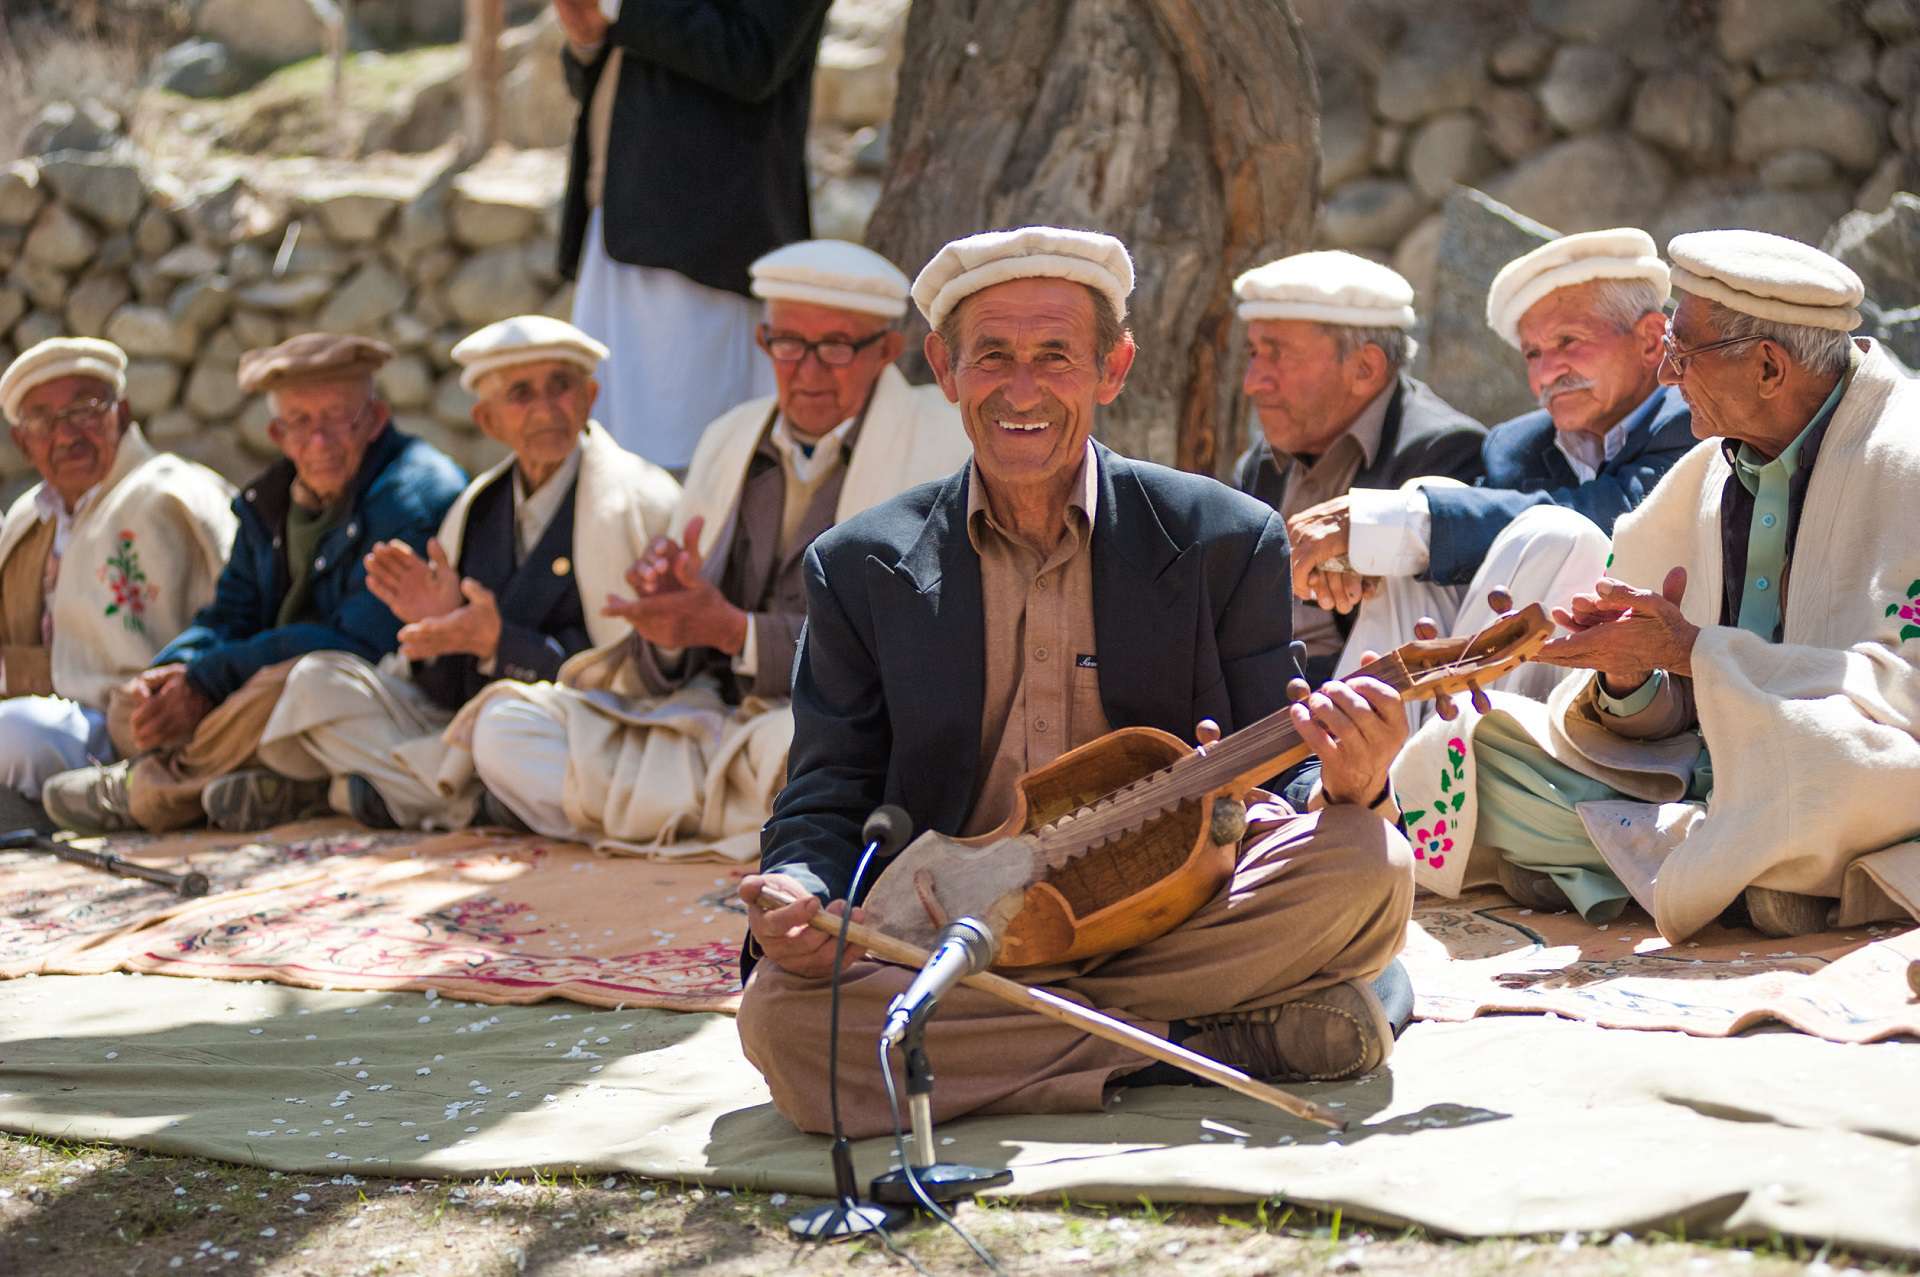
[98,531,153,636]
[1414,819,1453,870]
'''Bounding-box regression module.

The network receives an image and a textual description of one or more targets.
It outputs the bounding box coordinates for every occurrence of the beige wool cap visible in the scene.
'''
[1234,251,1417,328]
[1666,229,1864,332]
[0,337,129,425]
[750,240,911,319]
[911,226,1134,330]
[1486,228,1671,348]
[237,332,394,395]
[451,315,610,394]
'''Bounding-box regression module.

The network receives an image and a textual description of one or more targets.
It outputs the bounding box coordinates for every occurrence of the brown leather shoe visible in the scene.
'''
[1744,886,1831,937]
[1183,979,1393,1083]
[1497,858,1572,913]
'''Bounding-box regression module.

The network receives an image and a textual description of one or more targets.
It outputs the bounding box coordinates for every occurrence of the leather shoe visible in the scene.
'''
[1182,978,1393,1083]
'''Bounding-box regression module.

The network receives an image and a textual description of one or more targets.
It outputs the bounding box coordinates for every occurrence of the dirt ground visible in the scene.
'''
[0,1133,1910,1277]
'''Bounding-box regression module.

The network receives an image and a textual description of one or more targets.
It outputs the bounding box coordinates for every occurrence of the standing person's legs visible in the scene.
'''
[736,803,1411,1135]
[571,208,774,471]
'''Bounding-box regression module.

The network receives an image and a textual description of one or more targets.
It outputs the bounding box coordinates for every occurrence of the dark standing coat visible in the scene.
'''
[1423,384,1695,585]
[153,427,467,705]
[557,1,832,295]
[760,443,1318,909]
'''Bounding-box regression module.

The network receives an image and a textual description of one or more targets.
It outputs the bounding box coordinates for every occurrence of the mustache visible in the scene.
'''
[1537,374,1595,409]
[978,391,1066,426]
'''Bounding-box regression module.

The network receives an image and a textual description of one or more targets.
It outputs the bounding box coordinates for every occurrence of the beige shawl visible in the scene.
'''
[0,425,235,709]
[1395,340,1920,941]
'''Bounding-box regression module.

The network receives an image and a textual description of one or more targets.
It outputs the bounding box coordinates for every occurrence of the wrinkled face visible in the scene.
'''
[10,374,127,506]
[1658,292,1761,444]
[757,300,903,440]
[472,359,594,475]
[1242,319,1366,457]
[267,377,389,505]
[927,277,1133,498]
[1515,280,1664,437]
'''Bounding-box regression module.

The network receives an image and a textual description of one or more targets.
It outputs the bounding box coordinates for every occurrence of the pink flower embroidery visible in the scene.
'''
[1890,579,1920,642]
[99,531,153,636]
[1414,819,1453,870]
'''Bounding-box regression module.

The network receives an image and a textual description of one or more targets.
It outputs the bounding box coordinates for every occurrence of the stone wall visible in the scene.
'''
[0,147,571,502]
[1298,0,1920,301]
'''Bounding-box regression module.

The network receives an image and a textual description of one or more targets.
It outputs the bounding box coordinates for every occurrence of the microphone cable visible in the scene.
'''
[823,828,931,1277]
[878,1034,1006,1276]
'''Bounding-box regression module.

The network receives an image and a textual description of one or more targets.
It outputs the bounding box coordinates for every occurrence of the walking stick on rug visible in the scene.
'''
[754,880,1347,1130]
[0,829,211,898]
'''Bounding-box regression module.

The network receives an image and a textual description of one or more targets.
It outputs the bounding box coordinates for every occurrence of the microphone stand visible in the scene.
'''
[788,809,913,1241]
[870,1017,1012,1207]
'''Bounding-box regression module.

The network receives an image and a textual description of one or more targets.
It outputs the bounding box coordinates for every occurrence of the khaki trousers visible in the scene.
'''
[110,662,295,832]
[737,802,1413,1137]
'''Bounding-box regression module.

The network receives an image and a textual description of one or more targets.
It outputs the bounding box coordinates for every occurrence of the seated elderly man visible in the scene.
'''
[1291,230,1697,719]
[736,227,1414,1137]
[1231,252,1486,685]
[1394,230,1920,940]
[455,240,972,851]
[0,339,234,828]
[41,334,467,834]
[254,317,679,829]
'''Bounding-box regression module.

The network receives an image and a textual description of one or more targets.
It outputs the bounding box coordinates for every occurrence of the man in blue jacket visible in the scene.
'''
[42,334,466,833]
[1287,229,1696,718]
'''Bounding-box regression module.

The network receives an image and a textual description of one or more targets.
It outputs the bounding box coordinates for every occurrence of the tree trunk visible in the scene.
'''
[864,0,1320,475]
[463,0,505,159]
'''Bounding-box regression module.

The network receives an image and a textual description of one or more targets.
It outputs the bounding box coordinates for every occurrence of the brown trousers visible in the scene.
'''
[737,802,1414,1137]
[108,661,296,832]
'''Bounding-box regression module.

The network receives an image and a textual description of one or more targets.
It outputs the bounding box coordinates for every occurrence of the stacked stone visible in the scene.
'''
[1308,0,1920,305]
[0,150,570,503]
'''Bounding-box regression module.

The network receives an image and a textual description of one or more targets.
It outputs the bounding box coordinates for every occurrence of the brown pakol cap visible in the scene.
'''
[237,332,394,395]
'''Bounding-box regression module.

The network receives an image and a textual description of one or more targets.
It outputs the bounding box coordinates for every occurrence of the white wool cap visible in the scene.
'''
[1233,250,1417,328]
[1486,228,1671,348]
[451,315,610,395]
[1667,229,1864,332]
[749,239,911,319]
[0,337,129,425]
[911,226,1134,330]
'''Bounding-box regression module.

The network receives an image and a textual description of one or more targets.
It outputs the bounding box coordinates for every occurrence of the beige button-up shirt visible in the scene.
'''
[961,444,1111,835]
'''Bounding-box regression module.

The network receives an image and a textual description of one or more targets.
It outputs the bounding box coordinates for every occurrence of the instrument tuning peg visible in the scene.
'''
[1289,639,1308,675]
[1487,586,1514,614]
[1435,694,1460,722]
[1468,681,1492,714]
[1286,677,1313,704]
[1413,617,1441,641]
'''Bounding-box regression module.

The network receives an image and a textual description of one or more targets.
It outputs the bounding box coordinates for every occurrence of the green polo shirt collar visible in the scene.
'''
[1727,373,1845,639]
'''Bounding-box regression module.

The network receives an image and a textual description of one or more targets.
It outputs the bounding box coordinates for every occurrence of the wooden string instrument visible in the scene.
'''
[862,593,1555,969]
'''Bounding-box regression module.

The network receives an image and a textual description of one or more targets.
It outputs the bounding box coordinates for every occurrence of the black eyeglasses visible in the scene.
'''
[758,327,889,367]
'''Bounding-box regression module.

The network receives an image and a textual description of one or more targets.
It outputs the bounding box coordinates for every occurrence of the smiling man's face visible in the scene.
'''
[927,277,1133,501]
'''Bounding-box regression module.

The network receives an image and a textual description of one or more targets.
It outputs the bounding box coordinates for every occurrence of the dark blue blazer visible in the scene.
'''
[760,442,1317,908]
[154,426,467,704]
[410,470,592,712]
[1423,385,1695,585]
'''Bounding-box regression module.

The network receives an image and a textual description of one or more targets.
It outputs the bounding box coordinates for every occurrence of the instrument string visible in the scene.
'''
[1032,653,1422,853]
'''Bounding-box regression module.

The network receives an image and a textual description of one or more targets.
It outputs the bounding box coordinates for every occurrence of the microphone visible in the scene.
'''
[861,804,913,860]
[881,917,997,1046]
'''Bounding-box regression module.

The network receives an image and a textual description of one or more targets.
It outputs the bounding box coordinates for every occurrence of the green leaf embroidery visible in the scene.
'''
[1451,792,1466,812]
[1893,604,1904,618]
[1909,580,1920,599]
[1439,771,1451,793]
[1903,624,1920,642]
[1401,808,1427,826]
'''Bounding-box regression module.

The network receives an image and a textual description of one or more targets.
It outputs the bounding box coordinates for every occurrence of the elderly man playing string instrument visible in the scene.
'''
[1393,230,1920,940]
[1230,252,1486,686]
[454,241,971,853]
[41,334,467,834]
[0,339,234,829]
[254,317,680,830]
[735,227,1416,1137]
[1289,230,1698,719]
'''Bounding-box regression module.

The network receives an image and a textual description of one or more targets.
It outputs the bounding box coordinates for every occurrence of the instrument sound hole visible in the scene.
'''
[1042,799,1200,919]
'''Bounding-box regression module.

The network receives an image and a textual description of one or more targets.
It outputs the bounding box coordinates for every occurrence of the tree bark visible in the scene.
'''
[462,0,505,159]
[864,0,1320,475]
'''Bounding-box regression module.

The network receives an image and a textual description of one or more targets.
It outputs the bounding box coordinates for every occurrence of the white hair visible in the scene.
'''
[1583,278,1667,332]
[1330,324,1416,371]
[1701,300,1852,378]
